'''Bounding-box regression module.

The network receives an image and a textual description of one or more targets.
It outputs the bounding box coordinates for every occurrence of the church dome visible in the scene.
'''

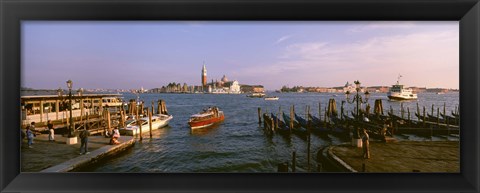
[221,75,228,82]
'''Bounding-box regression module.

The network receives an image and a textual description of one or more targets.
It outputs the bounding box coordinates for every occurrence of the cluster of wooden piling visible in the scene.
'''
[260,98,459,141]
[258,98,460,172]
[258,106,314,172]
[59,99,170,140]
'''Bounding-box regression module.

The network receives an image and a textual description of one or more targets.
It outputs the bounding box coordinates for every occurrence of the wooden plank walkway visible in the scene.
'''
[328,141,459,172]
[21,133,134,172]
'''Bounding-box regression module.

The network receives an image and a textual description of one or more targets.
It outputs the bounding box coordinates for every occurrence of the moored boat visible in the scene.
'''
[188,107,225,129]
[387,75,417,100]
[270,113,291,136]
[119,114,173,136]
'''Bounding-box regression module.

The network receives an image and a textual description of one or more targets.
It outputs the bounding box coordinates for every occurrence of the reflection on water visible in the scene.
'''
[189,123,222,136]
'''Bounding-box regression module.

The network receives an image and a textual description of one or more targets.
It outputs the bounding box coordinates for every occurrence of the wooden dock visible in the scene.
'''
[324,141,459,172]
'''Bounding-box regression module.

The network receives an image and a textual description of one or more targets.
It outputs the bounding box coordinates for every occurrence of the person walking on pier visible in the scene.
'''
[79,128,90,155]
[47,120,55,141]
[26,126,34,148]
[362,129,370,159]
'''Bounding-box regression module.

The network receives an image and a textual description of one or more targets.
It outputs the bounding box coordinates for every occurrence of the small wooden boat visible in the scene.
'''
[188,107,225,129]
[451,111,459,118]
[440,113,459,125]
[296,113,330,138]
[271,113,291,136]
[282,112,307,138]
[308,114,322,126]
[264,96,279,100]
[282,112,302,129]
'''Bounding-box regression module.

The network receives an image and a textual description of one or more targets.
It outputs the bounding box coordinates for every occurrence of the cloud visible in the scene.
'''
[240,29,459,89]
[275,35,292,44]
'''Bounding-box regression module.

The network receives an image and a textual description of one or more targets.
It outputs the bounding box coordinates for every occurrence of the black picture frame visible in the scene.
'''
[1,0,479,192]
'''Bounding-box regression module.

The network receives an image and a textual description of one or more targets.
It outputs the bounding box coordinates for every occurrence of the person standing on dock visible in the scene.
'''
[79,128,90,155]
[47,120,55,141]
[26,126,34,148]
[30,122,36,133]
[362,129,370,159]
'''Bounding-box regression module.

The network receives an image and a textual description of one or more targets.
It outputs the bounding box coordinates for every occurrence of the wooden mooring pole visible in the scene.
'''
[107,110,111,133]
[443,103,447,124]
[121,110,126,129]
[319,102,322,122]
[423,106,426,127]
[149,107,153,138]
[323,107,327,127]
[431,104,434,116]
[341,101,345,120]
[416,103,420,116]
[276,106,281,130]
[162,100,168,115]
[263,113,268,129]
[401,103,404,119]
[137,106,142,140]
[290,105,294,130]
[151,101,155,116]
[407,107,411,124]
[258,107,262,124]
[437,108,440,126]
[307,105,311,172]
[278,162,289,172]
[292,151,296,172]
[270,116,275,134]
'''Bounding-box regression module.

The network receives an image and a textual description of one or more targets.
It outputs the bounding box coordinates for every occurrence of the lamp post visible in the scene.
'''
[67,80,74,138]
[345,80,370,146]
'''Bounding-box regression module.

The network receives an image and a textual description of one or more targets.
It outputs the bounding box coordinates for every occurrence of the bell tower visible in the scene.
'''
[201,62,207,87]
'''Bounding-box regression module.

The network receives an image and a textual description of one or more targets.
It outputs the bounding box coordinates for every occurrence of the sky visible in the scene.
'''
[22,21,459,90]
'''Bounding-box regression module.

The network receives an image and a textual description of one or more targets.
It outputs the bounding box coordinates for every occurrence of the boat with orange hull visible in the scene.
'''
[188,107,225,129]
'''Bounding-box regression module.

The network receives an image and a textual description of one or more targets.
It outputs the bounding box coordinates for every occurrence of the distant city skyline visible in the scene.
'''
[22,21,459,90]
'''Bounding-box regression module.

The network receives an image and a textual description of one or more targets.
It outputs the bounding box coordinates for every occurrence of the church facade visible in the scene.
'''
[201,64,241,94]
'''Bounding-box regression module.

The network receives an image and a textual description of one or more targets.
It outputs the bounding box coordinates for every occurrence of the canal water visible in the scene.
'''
[82,92,459,172]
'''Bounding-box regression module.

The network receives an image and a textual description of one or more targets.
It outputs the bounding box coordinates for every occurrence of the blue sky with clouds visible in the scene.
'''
[22,21,458,90]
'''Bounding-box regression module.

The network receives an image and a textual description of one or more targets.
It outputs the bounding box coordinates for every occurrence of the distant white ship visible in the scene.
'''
[246,93,265,98]
[387,75,418,100]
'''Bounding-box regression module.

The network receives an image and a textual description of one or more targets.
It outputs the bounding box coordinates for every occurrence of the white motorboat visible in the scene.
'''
[387,75,417,100]
[247,93,265,98]
[264,96,279,100]
[119,114,173,136]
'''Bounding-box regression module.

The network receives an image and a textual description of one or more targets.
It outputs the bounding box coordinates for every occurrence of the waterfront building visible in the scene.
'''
[343,81,366,93]
[411,87,427,93]
[209,80,241,94]
[21,90,124,127]
[343,81,356,93]
[147,63,258,94]
[201,64,242,94]
[241,85,265,93]
[366,86,389,93]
